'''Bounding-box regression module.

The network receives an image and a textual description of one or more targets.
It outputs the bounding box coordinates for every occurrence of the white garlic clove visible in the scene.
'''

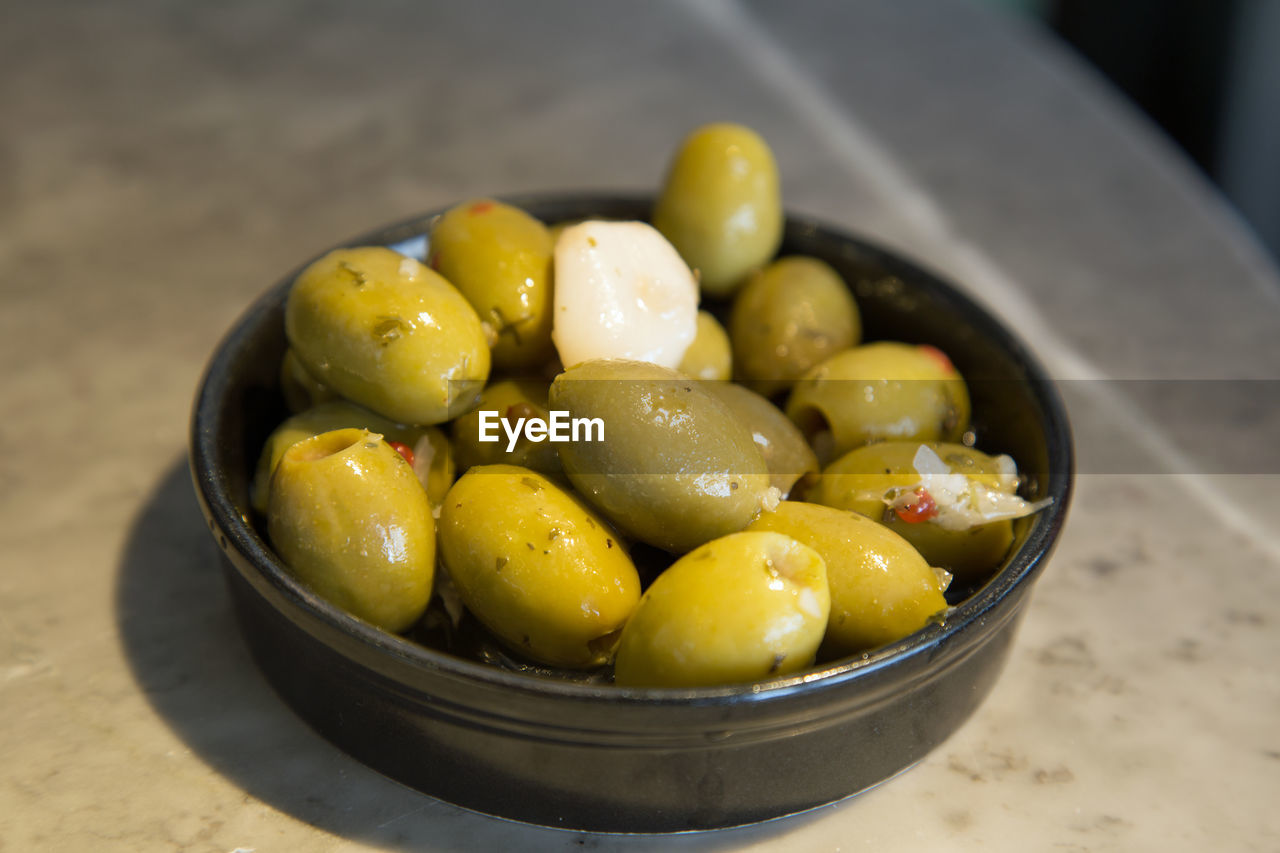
[552,220,698,369]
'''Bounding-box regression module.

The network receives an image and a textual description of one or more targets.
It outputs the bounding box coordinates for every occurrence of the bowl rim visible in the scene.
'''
[190,191,1074,708]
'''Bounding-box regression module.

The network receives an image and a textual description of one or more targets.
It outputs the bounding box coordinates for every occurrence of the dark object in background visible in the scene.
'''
[1052,0,1241,175]
[1048,1,1280,265]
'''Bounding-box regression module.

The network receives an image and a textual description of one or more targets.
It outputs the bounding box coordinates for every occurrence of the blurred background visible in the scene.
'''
[998,0,1280,263]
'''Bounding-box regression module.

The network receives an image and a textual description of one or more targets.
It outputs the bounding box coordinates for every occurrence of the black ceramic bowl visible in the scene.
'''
[190,194,1072,833]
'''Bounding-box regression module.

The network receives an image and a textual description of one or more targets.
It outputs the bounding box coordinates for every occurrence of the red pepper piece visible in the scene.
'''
[388,440,415,467]
[917,344,954,374]
[894,488,938,523]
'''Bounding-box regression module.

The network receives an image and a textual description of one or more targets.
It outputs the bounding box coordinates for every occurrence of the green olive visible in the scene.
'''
[614,531,829,688]
[747,501,947,657]
[267,428,435,633]
[279,347,338,413]
[811,441,1017,581]
[550,359,774,553]
[285,246,489,425]
[438,465,641,668]
[729,256,860,396]
[427,199,556,370]
[653,123,783,297]
[677,310,733,381]
[449,379,561,476]
[785,342,970,464]
[251,400,450,513]
[702,380,818,497]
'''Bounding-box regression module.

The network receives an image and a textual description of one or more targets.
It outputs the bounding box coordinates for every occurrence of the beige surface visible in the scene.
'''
[3,1,1278,850]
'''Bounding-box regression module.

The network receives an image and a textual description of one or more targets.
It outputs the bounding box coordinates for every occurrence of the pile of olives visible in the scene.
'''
[257,123,1046,688]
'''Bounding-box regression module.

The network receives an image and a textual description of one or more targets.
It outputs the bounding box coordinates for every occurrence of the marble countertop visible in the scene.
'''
[3,1,1277,850]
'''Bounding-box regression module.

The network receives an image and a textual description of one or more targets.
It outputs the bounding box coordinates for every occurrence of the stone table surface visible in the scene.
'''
[3,1,1277,850]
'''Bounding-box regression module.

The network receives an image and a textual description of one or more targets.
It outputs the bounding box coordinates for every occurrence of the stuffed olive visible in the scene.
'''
[251,400,452,513]
[427,198,556,371]
[786,341,970,464]
[613,531,829,688]
[729,256,860,395]
[438,465,641,668]
[550,358,776,553]
[286,246,490,425]
[812,441,1046,581]
[747,501,948,656]
[267,428,435,633]
[653,122,782,296]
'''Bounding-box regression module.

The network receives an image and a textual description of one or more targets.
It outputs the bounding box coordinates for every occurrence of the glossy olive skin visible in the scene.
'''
[785,341,971,464]
[677,310,733,381]
[251,400,451,513]
[653,123,783,297]
[449,379,561,476]
[614,531,829,688]
[427,199,556,370]
[812,441,1016,581]
[267,429,435,633]
[286,246,490,425]
[703,380,818,497]
[438,465,641,668]
[550,359,774,553]
[747,502,947,657]
[279,347,338,413]
[730,256,861,396]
